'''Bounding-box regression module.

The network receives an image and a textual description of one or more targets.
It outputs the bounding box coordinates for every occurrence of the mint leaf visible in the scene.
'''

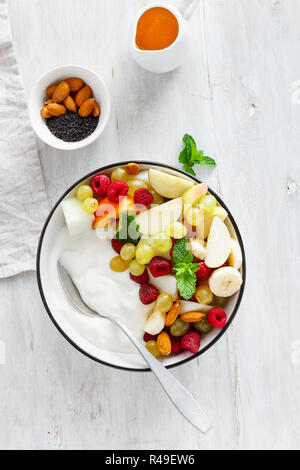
[179,134,216,174]
[116,212,139,245]
[173,238,193,264]
[176,270,197,300]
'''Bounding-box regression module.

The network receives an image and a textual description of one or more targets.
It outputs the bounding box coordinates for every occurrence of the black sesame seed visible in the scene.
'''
[46,111,99,143]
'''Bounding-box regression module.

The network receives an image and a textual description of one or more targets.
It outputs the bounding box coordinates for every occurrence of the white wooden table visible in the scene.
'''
[1,0,300,450]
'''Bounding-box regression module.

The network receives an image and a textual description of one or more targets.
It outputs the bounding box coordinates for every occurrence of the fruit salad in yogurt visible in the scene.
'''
[61,163,243,359]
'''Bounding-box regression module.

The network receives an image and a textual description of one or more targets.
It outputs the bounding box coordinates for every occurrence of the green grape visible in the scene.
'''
[194,318,213,334]
[120,243,136,261]
[77,185,93,201]
[214,296,227,308]
[129,259,145,277]
[111,168,129,182]
[153,233,172,253]
[136,243,154,265]
[82,197,98,214]
[195,284,214,305]
[149,189,164,205]
[199,195,217,214]
[110,256,129,273]
[127,178,148,197]
[170,319,190,337]
[146,341,160,359]
[165,222,187,240]
[156,293,173,313]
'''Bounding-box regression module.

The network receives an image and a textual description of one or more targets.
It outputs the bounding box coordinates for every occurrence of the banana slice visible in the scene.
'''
[209,267,243,297]
[228,239,243,270]
[144,309,166,336]
[189,238,206,261]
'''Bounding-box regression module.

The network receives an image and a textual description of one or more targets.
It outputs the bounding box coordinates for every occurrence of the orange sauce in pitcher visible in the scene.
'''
[136,7,179,51]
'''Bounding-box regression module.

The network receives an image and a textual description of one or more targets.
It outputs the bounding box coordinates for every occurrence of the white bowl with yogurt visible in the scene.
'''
[37,162,246,371]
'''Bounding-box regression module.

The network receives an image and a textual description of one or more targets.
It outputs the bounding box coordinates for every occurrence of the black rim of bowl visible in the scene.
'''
[36,161,246,372]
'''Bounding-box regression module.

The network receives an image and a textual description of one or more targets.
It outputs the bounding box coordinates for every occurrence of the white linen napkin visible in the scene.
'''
[0,0,49,278]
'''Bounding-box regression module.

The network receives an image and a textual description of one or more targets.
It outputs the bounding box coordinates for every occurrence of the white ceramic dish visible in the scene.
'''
[37,162,246,371]
[28,65,111,151]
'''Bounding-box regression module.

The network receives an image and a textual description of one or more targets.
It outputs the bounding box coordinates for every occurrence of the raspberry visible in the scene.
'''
[207,308,227,329]
[149,257,172,278]
[107,181,129,203]
[181,331,201,354]
[171,336,182,354]
[144,333,156,342]
[130,271,149,285]
[134,188,154,206]
[170,238,176,259]
[195,262,212,282]
[111,238,125,254]
[90,174,111,196]
[139,284,160,305]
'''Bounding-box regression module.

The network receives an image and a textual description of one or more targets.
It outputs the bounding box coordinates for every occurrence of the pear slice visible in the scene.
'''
[228,239,243,270]
[136,197,183,236]
[180,301,214,314]
[205,217,232,268]
[196,205,228,240]
[148,169,194,199]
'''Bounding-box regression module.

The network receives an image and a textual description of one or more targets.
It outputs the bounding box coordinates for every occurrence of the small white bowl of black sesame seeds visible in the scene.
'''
[28,65,111,151]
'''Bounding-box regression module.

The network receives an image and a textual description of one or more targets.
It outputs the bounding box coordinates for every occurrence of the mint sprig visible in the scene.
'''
[173,238,199,300]
[116,212,139,245]
[179,134,216,176]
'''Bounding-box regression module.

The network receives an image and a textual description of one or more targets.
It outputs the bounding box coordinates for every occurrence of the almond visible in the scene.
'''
[165,301,181,327]
[47,103,67,117]
[52,81,70,103]
[41,105,52,119]
[66,77,84,92]
[126,163,141,176]
[180,312,206,323]
[46,84,57,98]
[157,331,172,356]
[75,85,92,107]
[78,98,95,117]
[63,95,77,113]
[93,101,101,117]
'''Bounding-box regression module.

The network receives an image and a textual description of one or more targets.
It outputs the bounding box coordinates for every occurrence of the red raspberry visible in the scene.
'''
[149,257,172,278]
[170,238,176,259]
[139,284,160,305]
[196,262,212,282]
[90,174,111,196]
[144,333,156,342]
[207,308,227,329]
[181,331,201,354]
[134,188,154,206]
[111,238,125,254]
[107,181,129,203]
[171,337,182,354]
[130,271,149,285]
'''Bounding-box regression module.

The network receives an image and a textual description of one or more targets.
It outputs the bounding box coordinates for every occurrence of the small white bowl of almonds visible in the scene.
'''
[28,65,111,151]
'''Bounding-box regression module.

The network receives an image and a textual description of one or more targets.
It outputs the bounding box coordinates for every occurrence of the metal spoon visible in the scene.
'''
[57,260,212,434]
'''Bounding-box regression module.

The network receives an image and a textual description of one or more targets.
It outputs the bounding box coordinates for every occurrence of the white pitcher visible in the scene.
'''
[131,0,200,73]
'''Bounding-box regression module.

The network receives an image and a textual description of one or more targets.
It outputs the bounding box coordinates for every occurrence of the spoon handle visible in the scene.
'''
[114,319,212,434]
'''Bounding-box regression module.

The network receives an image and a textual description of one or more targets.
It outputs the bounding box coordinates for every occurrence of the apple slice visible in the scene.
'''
[182,183,208,209]
[180,301,214,314]
[62,198,94,240]
[196,205,228,240]
[136,197,183,236]
[148,169,194,199]
[148,269,179,301]
[205,217,231,268]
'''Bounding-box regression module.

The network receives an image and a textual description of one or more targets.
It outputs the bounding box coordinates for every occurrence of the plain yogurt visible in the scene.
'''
[48,227,154,354]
